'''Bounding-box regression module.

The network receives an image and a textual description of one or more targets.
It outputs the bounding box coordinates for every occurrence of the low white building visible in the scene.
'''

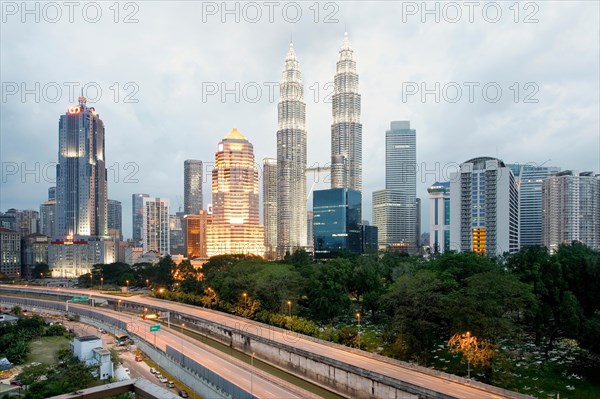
[71,335,113,380]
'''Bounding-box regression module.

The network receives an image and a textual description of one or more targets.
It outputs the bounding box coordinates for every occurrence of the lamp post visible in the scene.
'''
[466,331,472,379]
[287,300,292,329]
[89,273,93,288]
[250,352,255,395]
[117,299,121,312]
[242,292,247,311]
[100,277,103,290]
[180,323,185,363]
[356,312,361,350]
[146,279,149,288]
[126,280,129,290]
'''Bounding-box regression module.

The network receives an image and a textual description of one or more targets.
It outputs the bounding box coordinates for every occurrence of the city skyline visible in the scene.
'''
[1,2,598,240]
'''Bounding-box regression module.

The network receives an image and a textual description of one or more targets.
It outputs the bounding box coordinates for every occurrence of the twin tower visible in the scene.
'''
[270,33,362,258]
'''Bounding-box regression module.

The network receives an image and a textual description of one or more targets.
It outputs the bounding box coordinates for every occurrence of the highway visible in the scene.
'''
[0,285,532,399]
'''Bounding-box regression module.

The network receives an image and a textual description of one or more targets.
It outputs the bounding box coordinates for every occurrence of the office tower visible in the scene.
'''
[184,160,203,215]
[362,224,378,254]
[331,32,362,192]
[132,193,149,244]
[207,129,264,257]
[0,227,21,278]
[508,164,561,247]
[183,210,213,261]
[428,181,451,254]
[142,197,170,255]
[277,42,307,258]
[306,211,314,249]
[372,121,417,252]
[542,171,600,252]
[48,236,115,277]
[169,212,185,255]
[21,234,50,279]
[416,198,421,248]
[107,199,122,240]
[313,188,362,258]
[56,96,107,238]
[262,158,278,259]
[40,188,56,238]
[450,157,519,256]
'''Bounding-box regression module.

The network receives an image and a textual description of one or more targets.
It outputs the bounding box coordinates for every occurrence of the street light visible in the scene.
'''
[466,331,472,379]
[100,277,104,290]
[146,279,149,288]
[356,312,361,350]
[117,299,122,312]
[250,352,255,395]
[126,280,129,290]
[89,273,93,288]
[287,300,292,329]
[242,292,247,310]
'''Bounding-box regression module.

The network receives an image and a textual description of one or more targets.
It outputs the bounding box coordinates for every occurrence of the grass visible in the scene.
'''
[143,357,204,399]
[26,335,70,365]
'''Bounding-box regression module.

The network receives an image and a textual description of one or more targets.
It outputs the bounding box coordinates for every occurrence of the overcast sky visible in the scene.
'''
[1,1,599,240]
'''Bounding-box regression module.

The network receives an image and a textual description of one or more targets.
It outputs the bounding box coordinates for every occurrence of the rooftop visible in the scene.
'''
[223,128,247,141]
[75,335,102,342]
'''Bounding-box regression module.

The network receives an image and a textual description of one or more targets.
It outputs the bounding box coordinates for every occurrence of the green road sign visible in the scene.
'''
[80,296,89,301]
[150,325,160,332]
[71,296,89,302]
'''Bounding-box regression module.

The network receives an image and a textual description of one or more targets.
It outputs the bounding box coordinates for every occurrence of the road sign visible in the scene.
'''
[71,296,89,302]
[150,325,160,332]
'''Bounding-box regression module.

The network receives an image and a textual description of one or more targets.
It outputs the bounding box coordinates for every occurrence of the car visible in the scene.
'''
[149,367,157,374]
[159,376,168,383]
[98,328,106,334]
[10,379,23,387]
[178,390,189,398]
[166,381,175,388]
[155,373,162,379]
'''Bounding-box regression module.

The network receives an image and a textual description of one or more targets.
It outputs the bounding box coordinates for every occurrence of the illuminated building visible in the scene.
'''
[0,228,21,278]
[313,188,362,258]
[262,158,277,259]
[277,42,307,257]
[21,234,50,279]
[48,236,115,278]
[331,32,362,192]
[184,160,203,215]
[183,210,213,261]
[142,197,170,255]
[207,129,264,257]
[542,171,600,252]
[56,96,107,238]
[450,157,519,256]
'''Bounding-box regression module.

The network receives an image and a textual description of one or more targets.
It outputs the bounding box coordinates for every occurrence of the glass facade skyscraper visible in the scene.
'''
[262,157,278,259]
[56,96,107,238]
[184,160,203,215]
[107,199,122,240]
[132,193,149,244]
[313,188,362,258]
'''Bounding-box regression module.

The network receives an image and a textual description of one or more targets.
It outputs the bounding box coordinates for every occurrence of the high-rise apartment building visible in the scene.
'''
[428,181,451,254]
[313,188,362,258]
[508,164,561,247]
[56,96,107,238]
[107,199,122,240]
[184,160,203,215]
[450,157,519,256]
[262,158,278,259]
[207,129,264,257]
[372,121,417,253]
[132,193,149,244]
[331,33,362,192]
[542,171,600,252]
[142,197,170,255]
[277,42,307,257]
[5,209,40,236]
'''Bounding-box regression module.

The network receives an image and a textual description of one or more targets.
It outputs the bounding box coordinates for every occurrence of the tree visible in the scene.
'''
[307,259,352,322]
[11,305,22,315]
[448,331,494,381]
[33,262,50,278]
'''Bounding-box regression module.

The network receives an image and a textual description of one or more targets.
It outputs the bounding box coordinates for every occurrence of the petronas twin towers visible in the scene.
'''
[273,33,361,258]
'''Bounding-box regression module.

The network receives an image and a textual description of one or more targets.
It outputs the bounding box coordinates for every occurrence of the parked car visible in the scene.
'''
[10,379,23,387]
[178,390,189,398]
[166,381,175,388]
[149,367,157,374]
[159,376,168,383]
[155,373,162,379]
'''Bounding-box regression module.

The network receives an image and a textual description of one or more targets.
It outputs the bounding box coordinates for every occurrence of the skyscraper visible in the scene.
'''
[450,157,519,256]
[56,96,107,238]
[542,171,600,252]
[184,160,203,215]
[508,164,561,247]
[331,32,362,192]
[107,199,122,240]
[207,129,264,257]
[262,158,277,259]
[40,187,56,238]
[372,121,417,252]
[142,197,170,255]
[428,181,451,254]
[183,211,212,261]
[132,193,149,244]
[277,42,307,257]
